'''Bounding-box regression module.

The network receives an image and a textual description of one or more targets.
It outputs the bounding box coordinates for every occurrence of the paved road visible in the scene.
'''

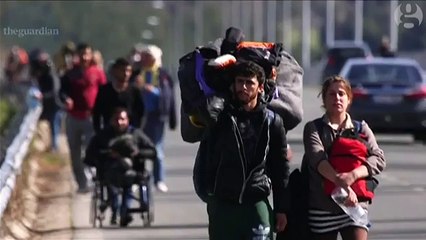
[71,85,426,240]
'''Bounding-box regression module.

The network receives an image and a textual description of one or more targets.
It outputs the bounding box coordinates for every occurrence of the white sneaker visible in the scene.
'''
[132,184,139,197]
[156,182,168,193]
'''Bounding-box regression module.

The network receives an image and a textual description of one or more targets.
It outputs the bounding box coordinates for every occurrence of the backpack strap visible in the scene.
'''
[353,120,362,134]
[267,109,276,126]
[313,118,362,154]
[266,110,277,149]
[127,126,135,134]
[313,118,327,151]
[352,119,373,156]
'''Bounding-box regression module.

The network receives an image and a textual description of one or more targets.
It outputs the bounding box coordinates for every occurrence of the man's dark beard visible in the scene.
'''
[113,126,127,134]
[236,91,256,105]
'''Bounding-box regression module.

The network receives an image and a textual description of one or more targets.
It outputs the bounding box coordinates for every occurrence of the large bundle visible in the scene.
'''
[178,27,303,143]
[178,44,221,117]
[108,133,139,158]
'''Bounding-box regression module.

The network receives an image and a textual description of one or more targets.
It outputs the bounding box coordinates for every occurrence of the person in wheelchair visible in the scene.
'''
[85,107,156,226]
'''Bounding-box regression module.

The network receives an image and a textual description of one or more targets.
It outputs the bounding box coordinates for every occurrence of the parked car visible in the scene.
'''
[322,41,372,82]
[339,57,426,142]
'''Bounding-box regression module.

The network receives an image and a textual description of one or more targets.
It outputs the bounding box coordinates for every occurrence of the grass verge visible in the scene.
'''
[0,99,17,135]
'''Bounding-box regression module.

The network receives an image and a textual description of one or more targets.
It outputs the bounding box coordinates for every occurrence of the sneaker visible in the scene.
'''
[99,201,108,213]
[110,211,117,225]
[132,184,139,197]
[156,182,168,193]
[119,214,133,227]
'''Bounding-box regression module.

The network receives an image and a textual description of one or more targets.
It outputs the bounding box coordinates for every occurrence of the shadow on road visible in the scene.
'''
[385,163,426,171]
[287,138,419,146]
[370,228,426,239]
[375,185,426,195]
[77,223,208,230]
[166,168,193,176]
[145,223,208,229]
[372,217,426,224]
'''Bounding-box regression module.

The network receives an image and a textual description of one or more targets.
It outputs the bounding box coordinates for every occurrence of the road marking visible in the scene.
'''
[412,187,425,192]
[379,172,411,186]
[379,173,424,193]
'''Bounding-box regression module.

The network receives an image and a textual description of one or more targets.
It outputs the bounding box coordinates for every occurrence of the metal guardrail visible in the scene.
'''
[0,87,42,218]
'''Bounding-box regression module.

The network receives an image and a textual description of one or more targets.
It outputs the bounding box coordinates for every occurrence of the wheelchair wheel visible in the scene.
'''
[140,178,154,227]
[89,182,105,228]
[89,184,98,227]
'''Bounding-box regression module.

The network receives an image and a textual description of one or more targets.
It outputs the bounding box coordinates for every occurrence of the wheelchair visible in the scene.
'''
[89,170,108,228]
[89,157,154,228]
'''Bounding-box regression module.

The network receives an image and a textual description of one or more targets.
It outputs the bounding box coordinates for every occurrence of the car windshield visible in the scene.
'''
[347,64,422,84]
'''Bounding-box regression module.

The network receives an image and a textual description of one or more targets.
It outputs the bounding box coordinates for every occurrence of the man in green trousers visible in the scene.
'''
[194,61,291,239]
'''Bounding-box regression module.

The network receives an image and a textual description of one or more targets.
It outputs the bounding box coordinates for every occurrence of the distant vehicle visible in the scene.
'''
[339,57,426,142]
[322,41,372,82]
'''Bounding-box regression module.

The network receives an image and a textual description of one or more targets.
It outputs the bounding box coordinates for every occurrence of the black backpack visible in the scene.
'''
[178,44,220,116]
[276,161,310,240]
[234,41,284,103]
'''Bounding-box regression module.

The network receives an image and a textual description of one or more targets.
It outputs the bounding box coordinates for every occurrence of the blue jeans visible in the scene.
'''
[108,186,132,218]
[143,114,165,184]
[51,110,64,150]
[40,109,62,151]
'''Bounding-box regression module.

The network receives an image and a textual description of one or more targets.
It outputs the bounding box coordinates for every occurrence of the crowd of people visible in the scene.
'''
[2,41,177,226]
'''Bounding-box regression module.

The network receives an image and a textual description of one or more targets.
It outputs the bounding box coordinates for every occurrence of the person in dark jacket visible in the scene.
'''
[29,49,62,151]
[378,36,396,58]
[85,107,156,227]
[197,61,290,239]
[92,58,144,133]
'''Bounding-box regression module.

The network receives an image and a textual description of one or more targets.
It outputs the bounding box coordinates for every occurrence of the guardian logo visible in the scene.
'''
[394,3,423,29]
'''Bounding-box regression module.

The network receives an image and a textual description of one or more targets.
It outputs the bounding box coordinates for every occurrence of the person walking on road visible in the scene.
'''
[60,42,107,193]
[195,61,290,239]
[302,75,386,240]
[29,49,62,151]
[92,57,144,134]
[378,36,396,58]
[85,107,156,226]
[134,44,177,193]
[54,41,78,78]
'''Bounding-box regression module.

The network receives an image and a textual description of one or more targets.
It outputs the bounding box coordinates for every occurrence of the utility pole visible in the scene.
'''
[266,1,277,42]
[390,0,399,51]
[253,1,263,41]
[169,2,183,79]
[194,1,203,46]
[231,1,241,29]
[282,1,292,53]
[355,0,364,43]
[241,1,252,39]
[222,2,230,34]
[302,0,311,68]
[326,0,335,47]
